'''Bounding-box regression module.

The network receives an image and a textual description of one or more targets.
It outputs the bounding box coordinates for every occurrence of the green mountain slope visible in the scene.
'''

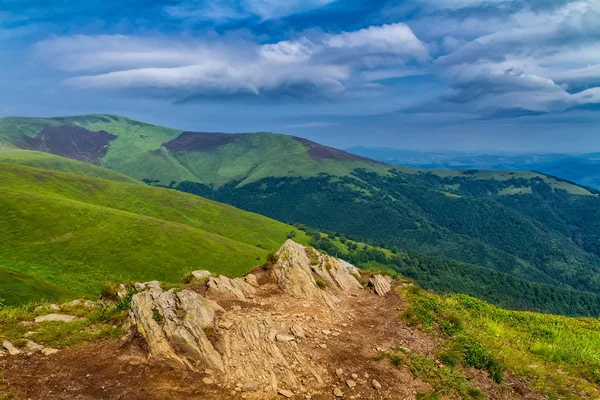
[2,115,600,316]
[0,160,306,305]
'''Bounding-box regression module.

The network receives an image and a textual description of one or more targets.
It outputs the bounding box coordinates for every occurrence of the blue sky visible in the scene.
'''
[1,0,599,152]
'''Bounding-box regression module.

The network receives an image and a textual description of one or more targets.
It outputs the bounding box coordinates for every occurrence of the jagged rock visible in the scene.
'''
[207,275,257,302]
[34,314,77,323]
[369,275,392,296]
[346,380,356,389]
[25,340,44,352]
[335,368,343,377]
[192,270,213,280]
[290,325,306,338]
[333,387,344,397]
[270,240,362,309]
[3,341,22,356]
[278,389,294,398]
[42,348,59,356]
[276,334,295,342]
[129,284,225,372]
[371,379,382,390]
[243,274,259,287]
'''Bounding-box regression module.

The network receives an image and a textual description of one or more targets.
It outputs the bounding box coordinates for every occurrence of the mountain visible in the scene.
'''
[347,146,600,190]
[2,115,600,316]
[0,114,387,187]
[0,154,306,305]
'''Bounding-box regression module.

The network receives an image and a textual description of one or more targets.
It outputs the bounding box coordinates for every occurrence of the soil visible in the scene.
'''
[163,131,245,152]
[0,274,539,400]
[292,137,376,163]
[20,125,116,165]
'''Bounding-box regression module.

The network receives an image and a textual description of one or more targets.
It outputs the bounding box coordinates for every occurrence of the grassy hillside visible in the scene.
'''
[3,115,600,317]
[401,285,600,399]
[0,114,387,186]
[0,149,138,183]
[0,161,307,305]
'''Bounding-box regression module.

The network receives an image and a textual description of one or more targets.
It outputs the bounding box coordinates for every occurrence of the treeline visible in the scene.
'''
[301,226,600,317]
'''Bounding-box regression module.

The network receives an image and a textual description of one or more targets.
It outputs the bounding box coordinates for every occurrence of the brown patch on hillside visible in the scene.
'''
[293,136,377,163]
[163,131,246,152]
[20,125,116,164]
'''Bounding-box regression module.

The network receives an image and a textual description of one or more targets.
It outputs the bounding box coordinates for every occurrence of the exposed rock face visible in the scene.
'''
[207,275,257,301]
[369,275,393,296]
[269,240,362,308]
[128,241,368,393]
[129,288,225,372]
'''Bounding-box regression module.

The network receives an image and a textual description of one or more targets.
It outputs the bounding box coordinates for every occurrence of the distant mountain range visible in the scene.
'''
[347,147,600,190]
[3,114,600,316]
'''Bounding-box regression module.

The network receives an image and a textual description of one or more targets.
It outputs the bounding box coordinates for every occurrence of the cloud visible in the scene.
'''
[37,23,429,102]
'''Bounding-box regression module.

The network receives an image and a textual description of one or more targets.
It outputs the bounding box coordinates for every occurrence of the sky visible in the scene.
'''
[0,0,599,152]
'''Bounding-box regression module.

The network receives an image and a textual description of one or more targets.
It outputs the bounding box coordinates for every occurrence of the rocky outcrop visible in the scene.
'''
[207,275,257,302]
[129,287,225,372]
[369,275,393,296]
[34,314,78,323]
[128,241,369,393]
[269,240,362,308]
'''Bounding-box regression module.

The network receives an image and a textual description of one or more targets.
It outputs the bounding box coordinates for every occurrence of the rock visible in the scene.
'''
[335,368,343,377]
[0,350,6,357]
[129,285,225,372]
[192,270,212,280]
[42,348,59,356]
[25,340,44,352]
[3,341,22,356]
[319,344,327,349]
[371,380,382,390]
[276,334,296,343]
[269,241,363,309]
[242,381,261,392]
[24,331,37,337]
[290,325,306,338]
[322,329,331,335]
[351,374,358,379]
[369,275,392,296]
[218,320,234,330]
[231,305,242,311]
[346,380,356,389]
[202,377,215,385]
[333,387,344,397]
[134,282,147,290]
[243,274,259,287]
[34,314,77,323]
[278,389,294,398]
[207,275,257,302]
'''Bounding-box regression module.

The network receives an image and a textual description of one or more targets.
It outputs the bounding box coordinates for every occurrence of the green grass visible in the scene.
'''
[0,149,138,183]
[0,161,308,304]
[401,285,600,399]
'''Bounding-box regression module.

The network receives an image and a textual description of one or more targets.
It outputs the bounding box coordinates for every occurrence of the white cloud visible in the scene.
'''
[37,23,428,101]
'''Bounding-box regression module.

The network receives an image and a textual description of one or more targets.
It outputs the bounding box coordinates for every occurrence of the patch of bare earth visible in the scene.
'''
[0,273,535,400]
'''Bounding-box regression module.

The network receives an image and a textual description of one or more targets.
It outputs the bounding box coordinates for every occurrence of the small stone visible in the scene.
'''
[290,325,306,338]
[335,368,343,377]
[24,331,37,337]
[42,348,59,356]
[371,380,382,390]
[322,329,331,335]
[333,387,344,397]
[276,334,296,343]
[231,305,242,311]
[192,270,212,280]
[351,374,358,380]
[2,341,21,356]
[202,377,215,385]
[346,380,356,389]
[241,381,261,392]
[268,329,277,341]
[49,304,60,310]
[25,340,44,352]
[34,314,77,323]
[319,343,327,349]
[278,389,294,398]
